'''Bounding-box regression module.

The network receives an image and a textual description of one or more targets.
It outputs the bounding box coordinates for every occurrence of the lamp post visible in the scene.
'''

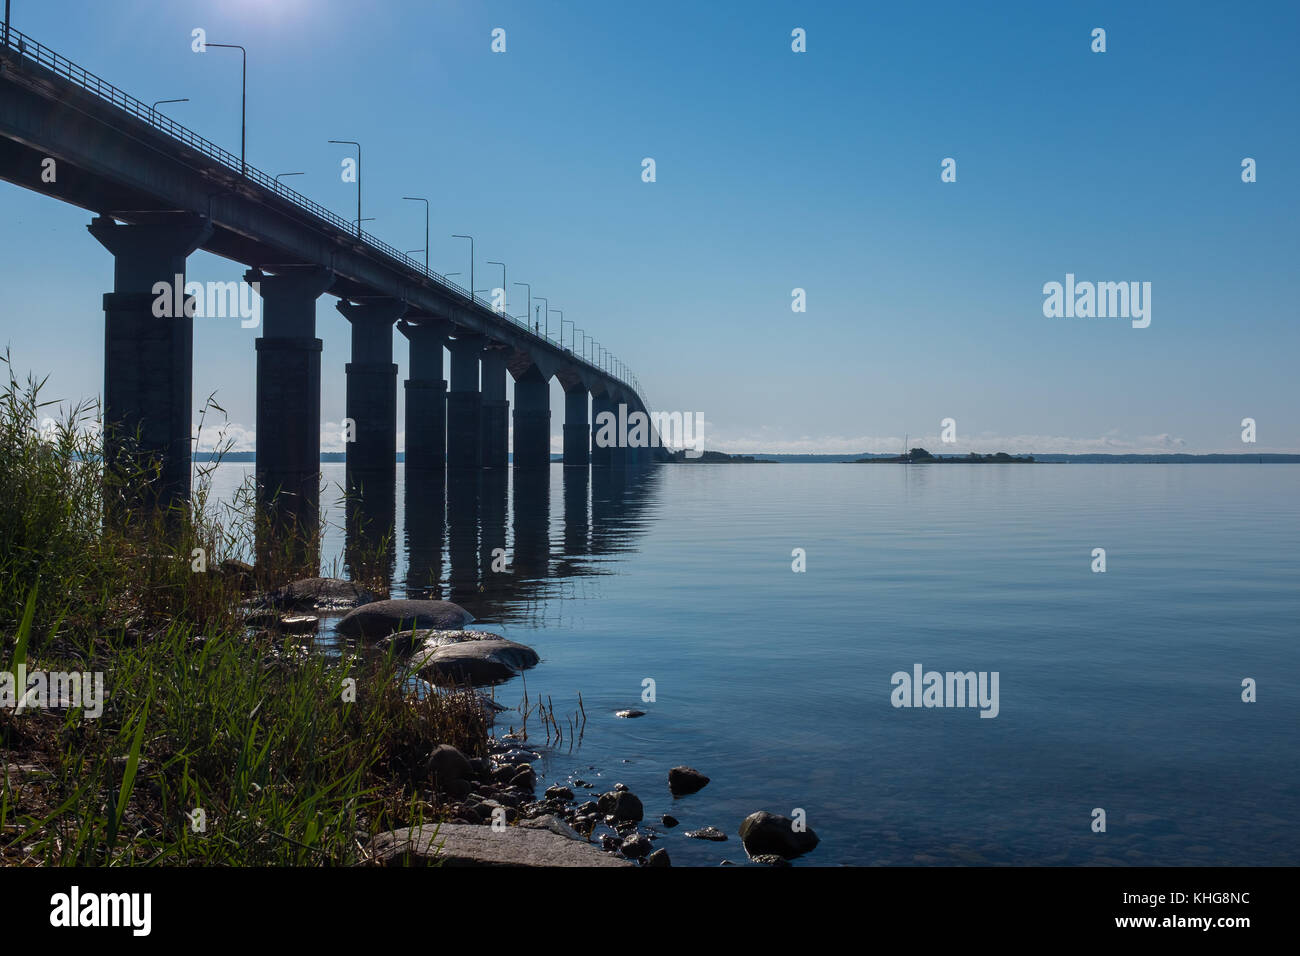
[329,140,362,237]
[561,318,574,350]
[574,327,584,356]
[150,98,189,121]
[513,281,531,328]
[402,197,429,271]
[534,296,548,337]
[548,308,562,342]
[486,260,506,314]
[452,235,474,304]
[274,171,304,186]
[204,43,246,176]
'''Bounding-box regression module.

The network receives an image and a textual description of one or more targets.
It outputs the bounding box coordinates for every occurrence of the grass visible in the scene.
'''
[0,355,489,865]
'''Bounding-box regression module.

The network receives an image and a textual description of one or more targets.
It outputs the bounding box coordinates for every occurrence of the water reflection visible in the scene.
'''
[403,469,445,599]
[341,461,662,625]
[343,472,396,590]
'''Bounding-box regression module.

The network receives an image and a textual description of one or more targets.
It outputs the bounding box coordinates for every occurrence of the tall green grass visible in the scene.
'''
[0,356,487,865]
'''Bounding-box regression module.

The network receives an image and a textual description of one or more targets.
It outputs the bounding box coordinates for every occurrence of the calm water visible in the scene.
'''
[210,462,1300,866]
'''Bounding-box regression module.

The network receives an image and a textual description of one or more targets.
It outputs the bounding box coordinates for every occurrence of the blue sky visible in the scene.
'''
[2,0,1297,453]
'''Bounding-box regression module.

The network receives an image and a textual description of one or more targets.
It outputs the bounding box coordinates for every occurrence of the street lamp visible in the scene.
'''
[150,98,189,121]
[274,171,304,186]
[533,296,548,337]
[513,281,531,328]
[548,308,562,342]
[452,235,474,303]
[329,140,362,237]
[203,43,246,176]
[486,261,507,314]
[402,197,429,271]
[561,318,574,350]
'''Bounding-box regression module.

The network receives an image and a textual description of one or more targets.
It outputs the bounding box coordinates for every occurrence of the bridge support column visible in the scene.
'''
[590,394,614,469]
[338,298,404,492]
[248,266,332,562]
[447,335,484,470]
[480,346,509,469]
[512,366,551,469]
[609,397,630,470]
[88,213,212,513]
[563,386,589,469]
[399,321,448,472]
[627,403,645,467]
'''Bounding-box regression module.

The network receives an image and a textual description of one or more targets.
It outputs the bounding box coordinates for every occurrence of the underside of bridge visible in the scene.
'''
[0,30,668,568]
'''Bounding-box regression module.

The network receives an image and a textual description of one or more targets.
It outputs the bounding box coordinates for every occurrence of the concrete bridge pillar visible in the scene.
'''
[479,346,510,469]
[399,320,448,472]
[247,267,332,552]
[563,386,589,469]
[88,213,212,513]
[512,365,551,469]
[627,401,645,467]
[590,394,614,470]
[338,297,404,492]
[447,335,485,470]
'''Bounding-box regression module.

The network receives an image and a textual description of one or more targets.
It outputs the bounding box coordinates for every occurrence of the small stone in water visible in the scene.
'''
[615,709,646,718]
[685,826,728,841]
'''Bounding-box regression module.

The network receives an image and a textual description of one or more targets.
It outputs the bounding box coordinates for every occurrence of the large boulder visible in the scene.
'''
[597,790,644,823]
[738,811,820,859]
[272,577,376,611]
[369,824,631,867]
[336,599,473,639]
[668,766,710,796]
[428,744,473,789]
[411,632,539,686]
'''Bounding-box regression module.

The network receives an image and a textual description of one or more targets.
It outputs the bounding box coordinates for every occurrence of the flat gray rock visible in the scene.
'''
[337,599,474,639]
[410,632,539,686]
[273,577,376,611]
[369,824,630,867]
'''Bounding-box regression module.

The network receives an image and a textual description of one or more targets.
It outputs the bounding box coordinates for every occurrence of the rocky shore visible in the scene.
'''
[259,577,822,867]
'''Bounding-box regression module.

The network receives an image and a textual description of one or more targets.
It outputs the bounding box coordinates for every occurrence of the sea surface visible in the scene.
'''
[207,461,1300,866]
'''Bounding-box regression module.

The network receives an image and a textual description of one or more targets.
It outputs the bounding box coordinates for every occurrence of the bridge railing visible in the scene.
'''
[0,25,643,399]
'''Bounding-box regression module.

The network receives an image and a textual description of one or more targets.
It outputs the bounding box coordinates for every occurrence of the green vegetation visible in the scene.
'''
[856,447,1035,463]
[0,356,487,865]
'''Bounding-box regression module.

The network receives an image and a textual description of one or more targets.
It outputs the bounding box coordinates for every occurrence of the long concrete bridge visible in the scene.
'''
[0,27,663,544]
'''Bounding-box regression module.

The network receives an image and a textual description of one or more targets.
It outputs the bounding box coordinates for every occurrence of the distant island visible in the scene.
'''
[856,447,1034,464]
[664,450,768,463]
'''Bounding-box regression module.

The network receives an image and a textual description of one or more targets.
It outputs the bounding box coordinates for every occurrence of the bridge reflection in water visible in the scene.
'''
[328,461,663,632]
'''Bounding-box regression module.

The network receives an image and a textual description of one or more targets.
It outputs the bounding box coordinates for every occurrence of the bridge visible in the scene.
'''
[0,26,663,546]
